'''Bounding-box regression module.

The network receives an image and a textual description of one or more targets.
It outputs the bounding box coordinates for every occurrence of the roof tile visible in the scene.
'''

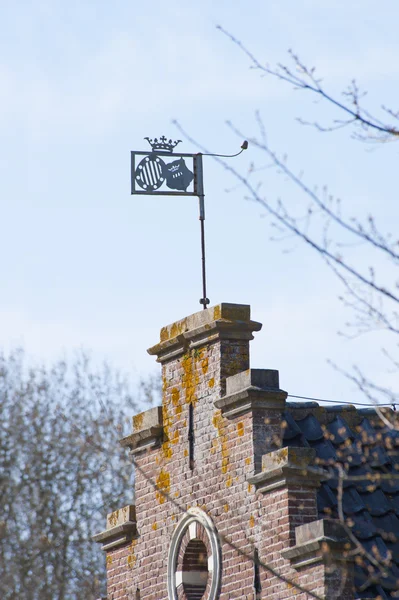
[285,403,399,598]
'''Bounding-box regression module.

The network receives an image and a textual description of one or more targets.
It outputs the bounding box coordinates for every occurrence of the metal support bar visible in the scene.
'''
[195,154,209,309]
[188,402,194,470]
[199,209,209,309]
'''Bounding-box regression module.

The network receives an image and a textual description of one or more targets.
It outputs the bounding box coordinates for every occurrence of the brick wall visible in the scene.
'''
[96,303,353,600]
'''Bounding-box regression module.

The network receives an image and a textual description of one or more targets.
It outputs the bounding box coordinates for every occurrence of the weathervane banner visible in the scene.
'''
[131,136,203,197]
[130,134,247,309]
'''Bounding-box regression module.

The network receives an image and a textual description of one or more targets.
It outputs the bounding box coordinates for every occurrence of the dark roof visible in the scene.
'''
[282,402,399,599]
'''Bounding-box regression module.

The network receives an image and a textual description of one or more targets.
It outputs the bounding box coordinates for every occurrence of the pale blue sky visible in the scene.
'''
[1,1,398,404]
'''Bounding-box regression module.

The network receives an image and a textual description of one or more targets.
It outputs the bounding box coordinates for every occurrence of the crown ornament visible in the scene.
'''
[144,135,182,153]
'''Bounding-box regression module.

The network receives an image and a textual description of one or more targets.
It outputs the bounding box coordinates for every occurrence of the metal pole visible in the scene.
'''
[199,200,209,309]
[195,154,209,309]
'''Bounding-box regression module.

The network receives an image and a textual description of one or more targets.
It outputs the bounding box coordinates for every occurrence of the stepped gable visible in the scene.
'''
[283,401,399,600]
[94,302,399,600]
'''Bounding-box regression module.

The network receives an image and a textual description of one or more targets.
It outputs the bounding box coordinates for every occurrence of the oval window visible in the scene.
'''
[167,508,221,600]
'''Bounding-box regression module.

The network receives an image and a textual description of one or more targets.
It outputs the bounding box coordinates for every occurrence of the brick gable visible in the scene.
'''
[94,303,359,600]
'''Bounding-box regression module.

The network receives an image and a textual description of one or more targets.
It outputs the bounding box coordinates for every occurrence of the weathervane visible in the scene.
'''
[131,136,248,308]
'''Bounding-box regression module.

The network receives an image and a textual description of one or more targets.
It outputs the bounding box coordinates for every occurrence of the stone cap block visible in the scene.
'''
[215,368,287,418]
[295,518,347,546]
[226,368,280,395]
[106,505,136,529]
[281,518,352,569]
[158,303,251,343]
[248,447,325,493]
[92,504,137,551]
[132,406,162,433]
[120,426,163,455]
[261,446,315,472]
[147,303,262,363]
[120,406,163,455]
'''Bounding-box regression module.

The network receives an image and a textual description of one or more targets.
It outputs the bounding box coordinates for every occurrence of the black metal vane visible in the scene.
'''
[131,136,248,309]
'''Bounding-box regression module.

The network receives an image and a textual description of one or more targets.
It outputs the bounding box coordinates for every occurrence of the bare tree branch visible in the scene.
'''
[217,26,399,142]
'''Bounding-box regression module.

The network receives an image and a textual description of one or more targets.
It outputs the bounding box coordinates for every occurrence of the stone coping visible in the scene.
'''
[226,368,280,395]
[248,447,325,493]
[93,505,137,551]
[282,519,351,569]
[147,303,262,363]
[158,303,252,342]
[132,406,163,433]
[120,425,163,455]
[106,505,136,528]
[92,521,137,551]
[120,406,163,455]
[215,369,287,418]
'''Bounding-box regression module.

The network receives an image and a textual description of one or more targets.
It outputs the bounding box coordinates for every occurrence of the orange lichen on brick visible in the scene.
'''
[210,438,218,455]
[106,555,113,567]
[161,375,173,459]
[171,430,179,444]
[208,377,215,388]
[181,349,202,406]
[226,476,233,488]
[161,401,173,459]
[213,410,230,475]
[155,469,170,505]
[237,422,244,437]
[249,515,255,528]
[245,457,251,466]
[201,357,209,375]
[127,539,137,568]
[224,504,229,513]
[182,353,196,405]
[248,483,253,493]
[184,448,189,457]
[212,413,219,429]
[127,555,136,567]
[152,522,157,531]
[170,384,182,420]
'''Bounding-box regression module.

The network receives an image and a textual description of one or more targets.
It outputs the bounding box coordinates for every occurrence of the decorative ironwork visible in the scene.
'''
[130,135,248,309]
[144,136,181,153]
[163,157,194,192]
[135,154,166,192]
[131,141,197,196]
